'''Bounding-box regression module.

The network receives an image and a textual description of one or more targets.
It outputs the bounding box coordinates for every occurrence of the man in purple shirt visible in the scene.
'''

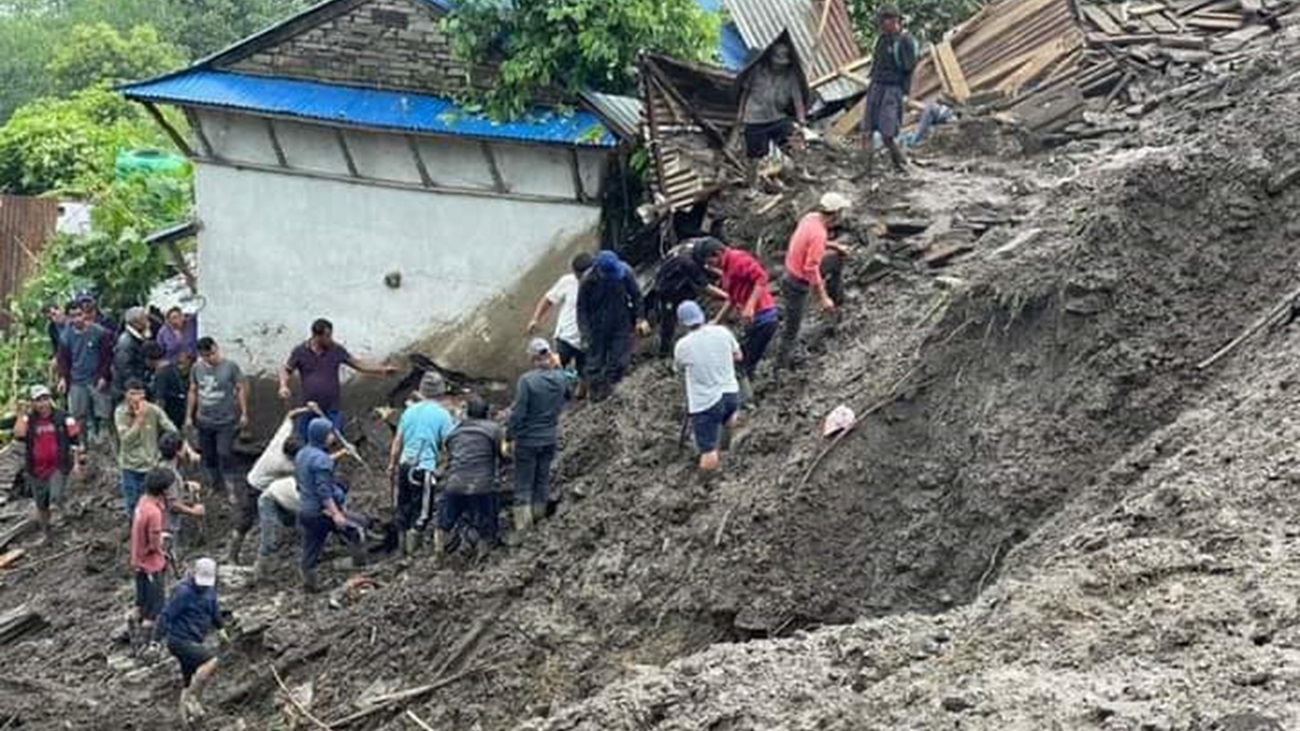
[278,318,396,439]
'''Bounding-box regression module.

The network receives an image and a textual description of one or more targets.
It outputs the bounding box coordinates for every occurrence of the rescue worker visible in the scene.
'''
[862,5,919,175]
[436,396,507,560]
[159,557,228,723]
[187,337,249,507]
[742,41,808,161]
[129,467,174,651]
[528,252,594,377]
[650,238,729,358]
[115,377,180,519]
[55,301,112,444]
[294,416,353,592]
[278,318,398,440]
[695,240,779,401]
[12,384,82,543]
[508,339,573,534]
[777,193,854,371]
[112,306,153,402]
[225,405,314,569]
[577,250,648,401]
[673,301,742,473]
[386,371,455,555]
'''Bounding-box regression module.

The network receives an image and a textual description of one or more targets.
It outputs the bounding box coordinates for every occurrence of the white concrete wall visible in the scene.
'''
[194,163,602,377]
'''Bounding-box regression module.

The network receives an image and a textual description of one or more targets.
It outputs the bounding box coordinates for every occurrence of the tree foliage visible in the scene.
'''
[445,0,720,119]
[846,0,979,47]
[0,88,171,195]
[48,23,187,95]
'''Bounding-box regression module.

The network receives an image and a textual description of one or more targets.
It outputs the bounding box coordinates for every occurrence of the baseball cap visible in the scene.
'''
[819,192,853,213]
[877,4,901,19]
[418,371,446,398]
[677,300,706,327]
[527,337,552,357]
[29,385,51,400]
[194,557,217,587]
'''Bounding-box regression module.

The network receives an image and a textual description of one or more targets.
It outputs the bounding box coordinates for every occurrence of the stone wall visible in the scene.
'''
[225,0,496,96]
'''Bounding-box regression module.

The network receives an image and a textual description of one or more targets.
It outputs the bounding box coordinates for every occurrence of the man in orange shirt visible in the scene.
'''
[777,192,854,369]
[130,467,173,651]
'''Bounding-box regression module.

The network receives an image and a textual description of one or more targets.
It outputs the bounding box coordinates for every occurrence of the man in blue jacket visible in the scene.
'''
[295,417,351,592]
[159,556,227,723]
[577,250,648,402]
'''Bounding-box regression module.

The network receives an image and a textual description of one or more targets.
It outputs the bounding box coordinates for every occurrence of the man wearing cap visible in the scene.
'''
[695,240,780,400]
[528,252,594,378]
[159,556,227,722]
[56,302,113,444]
[673,301,743,473]
[777,193,854,370]
[386,371,456,556]
[116,378,180,518]
[861,5,918,176]
[508,338,574,534]
[12,385,82,543]
[577,250,649,402]
[112,306,153,403]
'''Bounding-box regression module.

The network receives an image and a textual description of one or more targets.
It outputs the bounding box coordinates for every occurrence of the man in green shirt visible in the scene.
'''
[116,377,179,519]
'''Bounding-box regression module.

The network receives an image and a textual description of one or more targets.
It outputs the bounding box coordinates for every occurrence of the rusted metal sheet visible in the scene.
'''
[724,0,865,102]
[0,195,57,330]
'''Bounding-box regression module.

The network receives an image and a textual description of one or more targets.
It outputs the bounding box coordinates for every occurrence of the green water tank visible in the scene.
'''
[115,149,187,179]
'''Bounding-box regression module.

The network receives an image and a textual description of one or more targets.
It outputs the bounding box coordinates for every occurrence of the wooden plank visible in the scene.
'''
[182,108,215,158]
[1082,5,1126,34]
[996,31,1084,95]
[1184,14,1244,28]
[335,129,359,177]
[142,102,196,158]
[478,142,507,193]
[923,241,975,266]
[1143,11,1181,31]
[0,549,23,569]
[405,135,435,188]
[569,149,588,203]
[934,41,972,102]
[1130,2,1173,15]
[265,119,288,168]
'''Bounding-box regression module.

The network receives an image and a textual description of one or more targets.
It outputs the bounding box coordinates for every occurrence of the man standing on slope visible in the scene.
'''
[861,5,919,176]
[116,378,180,519]
[508,339,573,535]
[386,372,455,556]
[56,302,113,444]
[113,307,153,402]
[577,250,648,402]
[13,385,82,543]
[777,193,854,371]
[188,337,249,512]
[528,252,594,383]
[279,318,397,440]
[159,556,228,723]
[673,301,742,473]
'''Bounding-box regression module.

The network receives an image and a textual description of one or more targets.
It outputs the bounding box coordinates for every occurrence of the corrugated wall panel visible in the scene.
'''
[0,195,58,330]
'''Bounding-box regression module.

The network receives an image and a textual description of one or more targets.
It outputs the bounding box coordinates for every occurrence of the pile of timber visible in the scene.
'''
[0,604,46,645]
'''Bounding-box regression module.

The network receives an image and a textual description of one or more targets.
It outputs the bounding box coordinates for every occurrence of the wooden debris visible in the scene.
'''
[0,550,24,570]
[1197,284,1300,369]
[271,666,333,731]
[923,241,976,267]
[0,519,33,552]
[0,604,47,645]
[405,710,436,731]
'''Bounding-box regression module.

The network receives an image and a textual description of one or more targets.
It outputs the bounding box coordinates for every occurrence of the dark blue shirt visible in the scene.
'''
[295,444,335,518]
[160,578,222,645]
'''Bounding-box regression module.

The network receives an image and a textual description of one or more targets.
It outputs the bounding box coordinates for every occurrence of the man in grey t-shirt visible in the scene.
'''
[672,301,742,473]
[187,337,248,512]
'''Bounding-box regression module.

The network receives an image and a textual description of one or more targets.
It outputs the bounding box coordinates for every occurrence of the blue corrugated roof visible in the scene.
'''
[718,23,751,70]
[121,70,616,148]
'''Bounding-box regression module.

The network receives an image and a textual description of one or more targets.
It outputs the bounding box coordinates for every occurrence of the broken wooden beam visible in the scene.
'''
[0,604,48,645]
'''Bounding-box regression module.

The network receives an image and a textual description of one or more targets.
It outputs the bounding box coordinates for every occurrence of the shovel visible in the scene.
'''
[308,404,376,475]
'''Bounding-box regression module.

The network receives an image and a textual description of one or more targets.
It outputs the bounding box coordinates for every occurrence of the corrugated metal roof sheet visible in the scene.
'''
[723,0,864,101]
[580,91,643,140]
[122,70,617,148]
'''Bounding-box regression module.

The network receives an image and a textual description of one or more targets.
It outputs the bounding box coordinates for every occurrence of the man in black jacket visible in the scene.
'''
[13,385,82,542]
[862,5,918,176]
[113,306,153,403]
[437,396,506,558]
[577,250,648,401]
[508,339,574,535]
[650,239,729,358]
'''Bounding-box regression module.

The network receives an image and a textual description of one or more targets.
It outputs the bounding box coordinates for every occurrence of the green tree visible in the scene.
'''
[446,0,720,119]
[0,88,173,195]
[160,0,308,60]
[846,0,979,47]
[47,23,187,94]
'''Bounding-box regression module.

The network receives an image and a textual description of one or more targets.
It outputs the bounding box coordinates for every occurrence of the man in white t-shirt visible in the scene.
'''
[527,252,594,375]
[673,300,742,472]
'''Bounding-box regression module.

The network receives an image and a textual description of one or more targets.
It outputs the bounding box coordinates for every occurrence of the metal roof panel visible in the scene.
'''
[122,70,617,148]
[722,0,864,101]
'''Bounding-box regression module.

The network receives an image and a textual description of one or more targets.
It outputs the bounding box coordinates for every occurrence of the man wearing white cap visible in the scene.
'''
[160,556,228,722]
[673,301,742,472]
[508,338,573,533]
[777,192,853,370]
[386,371,455,555]
[12,384,82,543]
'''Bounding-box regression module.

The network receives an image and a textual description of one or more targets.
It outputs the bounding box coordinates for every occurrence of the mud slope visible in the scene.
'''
[521,34,1300,731]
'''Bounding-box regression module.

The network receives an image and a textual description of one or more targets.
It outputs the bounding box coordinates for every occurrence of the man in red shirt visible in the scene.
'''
[130,468,173,650]
[697,241,780,402]
[13,384,81,543]
[777,192,854,370]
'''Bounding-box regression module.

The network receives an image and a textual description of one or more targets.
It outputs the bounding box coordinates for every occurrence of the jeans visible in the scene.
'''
[295,409,342,442]
[68,382,110,439]
[438,492,500,544]
[513,443,557,508]
[299,513,334,572]
[657,294,689,356]
[741,310,780,380]
[691,393,741,453]
[585,327,632,390]
[257,493,296,558]
[394,464,436,532]
[120,469,147,518]
[197,422,237,491]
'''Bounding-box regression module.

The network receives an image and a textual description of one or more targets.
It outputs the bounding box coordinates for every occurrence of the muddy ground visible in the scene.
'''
[4,20,1300,731]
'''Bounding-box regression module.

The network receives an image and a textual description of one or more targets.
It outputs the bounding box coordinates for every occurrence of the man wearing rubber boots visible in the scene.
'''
[387,371,455,556]
[508,339,573,535]
[861,5,918,176]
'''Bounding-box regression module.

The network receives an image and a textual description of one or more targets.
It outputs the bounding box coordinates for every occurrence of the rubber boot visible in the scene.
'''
[251,556,266,586]
[513,504,534,535]
[886,138,907,173]
[300,567,320,594]
[738,373,754,407]
[224,530,244,565]
[531,502,548,524]
[431,528,447,565]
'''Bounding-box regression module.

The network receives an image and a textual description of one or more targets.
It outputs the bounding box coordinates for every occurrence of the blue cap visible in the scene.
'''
[677,300,706,327]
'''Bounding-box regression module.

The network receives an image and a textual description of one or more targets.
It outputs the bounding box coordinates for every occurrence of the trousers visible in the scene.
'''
[513,443,556,508]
